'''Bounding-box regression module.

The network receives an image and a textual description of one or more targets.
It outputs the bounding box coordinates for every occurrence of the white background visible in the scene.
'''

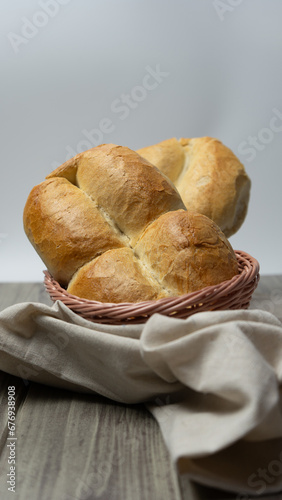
[1,0,282,281]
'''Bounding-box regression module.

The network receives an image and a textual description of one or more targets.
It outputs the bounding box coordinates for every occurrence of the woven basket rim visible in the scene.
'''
[43,250,260,323]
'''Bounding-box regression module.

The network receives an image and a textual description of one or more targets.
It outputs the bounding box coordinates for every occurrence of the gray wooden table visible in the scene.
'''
[0,276,282,500]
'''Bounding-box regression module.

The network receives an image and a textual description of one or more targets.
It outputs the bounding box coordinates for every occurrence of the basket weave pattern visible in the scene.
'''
[44,250,260,325]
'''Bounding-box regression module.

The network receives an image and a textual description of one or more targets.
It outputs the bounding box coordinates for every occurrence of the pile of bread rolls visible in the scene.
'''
[23,138,250,303]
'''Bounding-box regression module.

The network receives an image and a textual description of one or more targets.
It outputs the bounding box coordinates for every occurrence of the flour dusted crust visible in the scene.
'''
[137,137,251,237]
[23,143,239,303]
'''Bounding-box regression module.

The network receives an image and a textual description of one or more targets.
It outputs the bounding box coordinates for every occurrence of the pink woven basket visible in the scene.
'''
[43,250,260,325]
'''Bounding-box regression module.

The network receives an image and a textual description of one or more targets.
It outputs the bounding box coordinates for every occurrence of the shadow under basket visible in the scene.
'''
[44,250,260,325]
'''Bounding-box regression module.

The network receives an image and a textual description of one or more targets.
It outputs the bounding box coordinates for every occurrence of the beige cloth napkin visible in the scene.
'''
[0,300,282,495]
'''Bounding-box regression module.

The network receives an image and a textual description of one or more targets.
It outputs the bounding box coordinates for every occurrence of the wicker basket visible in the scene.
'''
[44,250,260,325]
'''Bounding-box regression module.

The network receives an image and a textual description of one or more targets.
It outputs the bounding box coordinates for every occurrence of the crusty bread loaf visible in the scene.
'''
[23,143,239,303]
[137,137,251,237]
[23,176,126,285]
[134,210,239,296]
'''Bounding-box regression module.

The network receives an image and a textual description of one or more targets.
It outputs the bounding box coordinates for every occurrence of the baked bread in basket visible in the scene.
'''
[137,136,250,238]
[23,139,258,323]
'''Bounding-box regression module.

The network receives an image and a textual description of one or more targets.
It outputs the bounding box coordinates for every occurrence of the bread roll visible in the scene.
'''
[23,176,125,286]
[23,143,239,303]
[67,248,168,303]
[135,210,239,296]
[137,137,251,237]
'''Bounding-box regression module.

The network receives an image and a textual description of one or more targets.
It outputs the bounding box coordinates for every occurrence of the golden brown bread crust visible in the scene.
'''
[47,144,185,245]
[23,176,125,286]
[23,143,239,302]
[135,210,239,296]
[137,137,251,238]
[67,248,169,303]
[75,144,185,244]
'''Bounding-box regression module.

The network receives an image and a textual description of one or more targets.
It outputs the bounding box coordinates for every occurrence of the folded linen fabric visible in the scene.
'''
[0,301,281,495]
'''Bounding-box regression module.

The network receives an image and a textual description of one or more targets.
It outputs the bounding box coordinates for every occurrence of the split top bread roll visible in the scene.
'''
[23,144,239,303]
[137,137,251,237]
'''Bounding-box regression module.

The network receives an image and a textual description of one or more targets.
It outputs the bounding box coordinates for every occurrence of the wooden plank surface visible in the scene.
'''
[0,277,281,500]
[0,372,184,500]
